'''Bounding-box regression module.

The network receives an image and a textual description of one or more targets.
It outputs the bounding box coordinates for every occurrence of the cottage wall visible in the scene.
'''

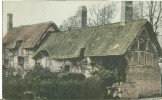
[8,56,14,68]
[3,21,58,76]
[125,64,161,97]
[124,28,161,97]
[13,56,18,68]
[37,57,64,72]
[28,54,35,69]
[4,48,35,75]
[36,57,92,77]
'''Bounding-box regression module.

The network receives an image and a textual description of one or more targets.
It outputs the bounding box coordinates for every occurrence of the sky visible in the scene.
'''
[2,0,162,48]
[2,1,121,37]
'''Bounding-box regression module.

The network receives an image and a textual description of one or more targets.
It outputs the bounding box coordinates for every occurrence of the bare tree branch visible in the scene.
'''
[154,1,162,33]
[135,1,162,34]
[87,2,116,26]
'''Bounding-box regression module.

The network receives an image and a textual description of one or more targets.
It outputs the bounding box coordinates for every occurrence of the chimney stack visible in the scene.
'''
[139,1,143,19]
[121,1,133,22]
[77,6,87,28]
[7,13,13,32]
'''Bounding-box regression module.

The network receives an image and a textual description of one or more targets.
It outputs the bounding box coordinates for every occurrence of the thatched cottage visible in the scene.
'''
[33,2,162,98]
[3,1,162,98]
[3,16,59,74]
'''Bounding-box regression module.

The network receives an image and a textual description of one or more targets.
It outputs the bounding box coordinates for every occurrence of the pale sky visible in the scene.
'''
[2,0,162,46]
[2,1,121,37]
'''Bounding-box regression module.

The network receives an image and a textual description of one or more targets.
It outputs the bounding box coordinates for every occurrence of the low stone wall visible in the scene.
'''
[126,66,161,97]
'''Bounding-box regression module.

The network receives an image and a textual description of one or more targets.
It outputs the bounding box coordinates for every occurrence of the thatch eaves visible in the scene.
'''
[3,21,59,49]
[34,19,162,59]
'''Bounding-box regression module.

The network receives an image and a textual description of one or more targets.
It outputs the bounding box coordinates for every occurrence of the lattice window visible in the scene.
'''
[139,52,145,65]
[128,28,158,66]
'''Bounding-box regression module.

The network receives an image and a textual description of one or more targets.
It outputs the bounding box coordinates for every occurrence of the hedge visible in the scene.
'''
[3,66,103,100]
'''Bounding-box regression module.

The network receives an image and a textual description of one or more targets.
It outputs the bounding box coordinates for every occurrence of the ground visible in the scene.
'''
[139,97,162,100]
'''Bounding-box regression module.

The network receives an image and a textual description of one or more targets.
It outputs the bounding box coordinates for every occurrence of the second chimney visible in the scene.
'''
[7,13,13,32]
[77,6,87,28]
[121,1,133,22]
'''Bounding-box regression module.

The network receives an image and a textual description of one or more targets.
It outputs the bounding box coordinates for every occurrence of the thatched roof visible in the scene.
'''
[3,21,59,49]
[34,19,162,59]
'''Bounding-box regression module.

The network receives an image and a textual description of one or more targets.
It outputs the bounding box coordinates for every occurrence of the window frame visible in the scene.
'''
[128,28,158,66]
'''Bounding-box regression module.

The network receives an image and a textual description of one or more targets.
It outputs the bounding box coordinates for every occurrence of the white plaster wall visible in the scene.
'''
[70,65,81,73]
[13,56,18,68]
[40,57,63,72]
[28,54,35,69]
[38,57,93,77]
[9,57,14,67]
[50,59,64,72]
[84,65,93,77]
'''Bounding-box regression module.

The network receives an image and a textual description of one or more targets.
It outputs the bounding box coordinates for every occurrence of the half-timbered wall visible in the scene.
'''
[125,28,161,97]
[5,45,35,75]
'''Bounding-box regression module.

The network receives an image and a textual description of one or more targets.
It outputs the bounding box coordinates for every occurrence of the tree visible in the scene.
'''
[59,16,79,31]
[147,1,162,33]
[59,2,116,31]
[87,3,116,26]
[134,1,162,34]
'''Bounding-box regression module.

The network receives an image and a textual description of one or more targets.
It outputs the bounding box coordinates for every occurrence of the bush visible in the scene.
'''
[82,76,103,99]
[58,73,86,80]
[3,75,26,100]
[3,75,101,99]
[3,65,118,100]
[25,65,60,81]
[23,91,35,100]
[100,70,118,87]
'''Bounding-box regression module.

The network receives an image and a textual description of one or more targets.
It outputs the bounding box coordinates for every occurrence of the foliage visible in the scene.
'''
[3,56,124,99]
[58,73,86,81]
[90,56,123,85]
[3,66,104,100]
[3,74,26,99]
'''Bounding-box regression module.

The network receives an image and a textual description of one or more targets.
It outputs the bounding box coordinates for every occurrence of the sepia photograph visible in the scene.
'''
[2,0,162,99]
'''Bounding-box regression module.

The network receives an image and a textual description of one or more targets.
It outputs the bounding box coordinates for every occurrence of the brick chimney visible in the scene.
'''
[77,6,87,28]
[121,1,133,22]
[7,13,13,32]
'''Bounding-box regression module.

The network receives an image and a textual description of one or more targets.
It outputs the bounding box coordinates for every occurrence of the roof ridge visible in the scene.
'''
[62,19,148,33]
[12,21,54,29]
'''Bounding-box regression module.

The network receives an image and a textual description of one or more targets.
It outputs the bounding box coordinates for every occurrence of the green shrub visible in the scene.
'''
[23,91,35,100]
[58,73,86,80]
[3,65,119,100]
[82,76,103,99]
[3,75,26,100]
